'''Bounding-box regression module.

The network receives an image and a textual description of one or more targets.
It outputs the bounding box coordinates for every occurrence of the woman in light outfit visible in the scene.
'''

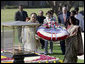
[64,16,83,63]
[22,13,40,52]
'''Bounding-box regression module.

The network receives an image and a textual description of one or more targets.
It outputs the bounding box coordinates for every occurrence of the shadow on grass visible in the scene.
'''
[40,52,63,55]
[47,53,63,55]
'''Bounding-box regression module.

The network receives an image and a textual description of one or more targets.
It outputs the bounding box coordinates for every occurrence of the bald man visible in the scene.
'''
[37,10,46,49]
[37,10,46,25]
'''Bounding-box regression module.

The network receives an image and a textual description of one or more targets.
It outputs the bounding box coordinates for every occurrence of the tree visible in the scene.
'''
[46,1,75,16]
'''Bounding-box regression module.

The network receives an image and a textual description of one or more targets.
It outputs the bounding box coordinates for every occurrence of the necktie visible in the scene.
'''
[63,14,66,22]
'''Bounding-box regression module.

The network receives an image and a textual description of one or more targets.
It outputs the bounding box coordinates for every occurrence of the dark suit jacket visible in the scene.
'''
[58,12,70,27]
[15,11,28,21]
[37,16,46,25]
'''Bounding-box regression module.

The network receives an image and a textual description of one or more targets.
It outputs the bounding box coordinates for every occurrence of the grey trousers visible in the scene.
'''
[44,40,53,54]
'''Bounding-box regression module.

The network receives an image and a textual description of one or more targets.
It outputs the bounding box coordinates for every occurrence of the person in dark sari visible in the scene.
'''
[70,10,79,25]
[64,16,84,63]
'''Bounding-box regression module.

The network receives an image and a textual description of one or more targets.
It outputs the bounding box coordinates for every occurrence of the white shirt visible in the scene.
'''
[75,13,84,31]
[63,13,67,17]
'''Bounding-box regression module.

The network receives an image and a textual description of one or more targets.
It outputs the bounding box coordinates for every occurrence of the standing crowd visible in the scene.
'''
[15,5,84,63]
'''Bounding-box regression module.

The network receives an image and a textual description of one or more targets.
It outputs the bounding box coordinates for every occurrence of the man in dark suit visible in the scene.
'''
[58,7,70,28]
[15,5,28,21]
[15,5,28,43]
[58,7,70,55]
[37,10,46,49]
[37,10,46,25]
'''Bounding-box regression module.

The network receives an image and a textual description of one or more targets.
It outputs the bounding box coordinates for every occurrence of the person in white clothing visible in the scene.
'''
[22,13,40,52]
[74,7,84,32]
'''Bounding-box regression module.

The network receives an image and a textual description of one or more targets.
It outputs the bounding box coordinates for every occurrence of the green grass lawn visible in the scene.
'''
[1,7,84,22]
[1,8,84,63]
[1,8,51,22]
[39,42,84,63]
[1,8,51,30]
